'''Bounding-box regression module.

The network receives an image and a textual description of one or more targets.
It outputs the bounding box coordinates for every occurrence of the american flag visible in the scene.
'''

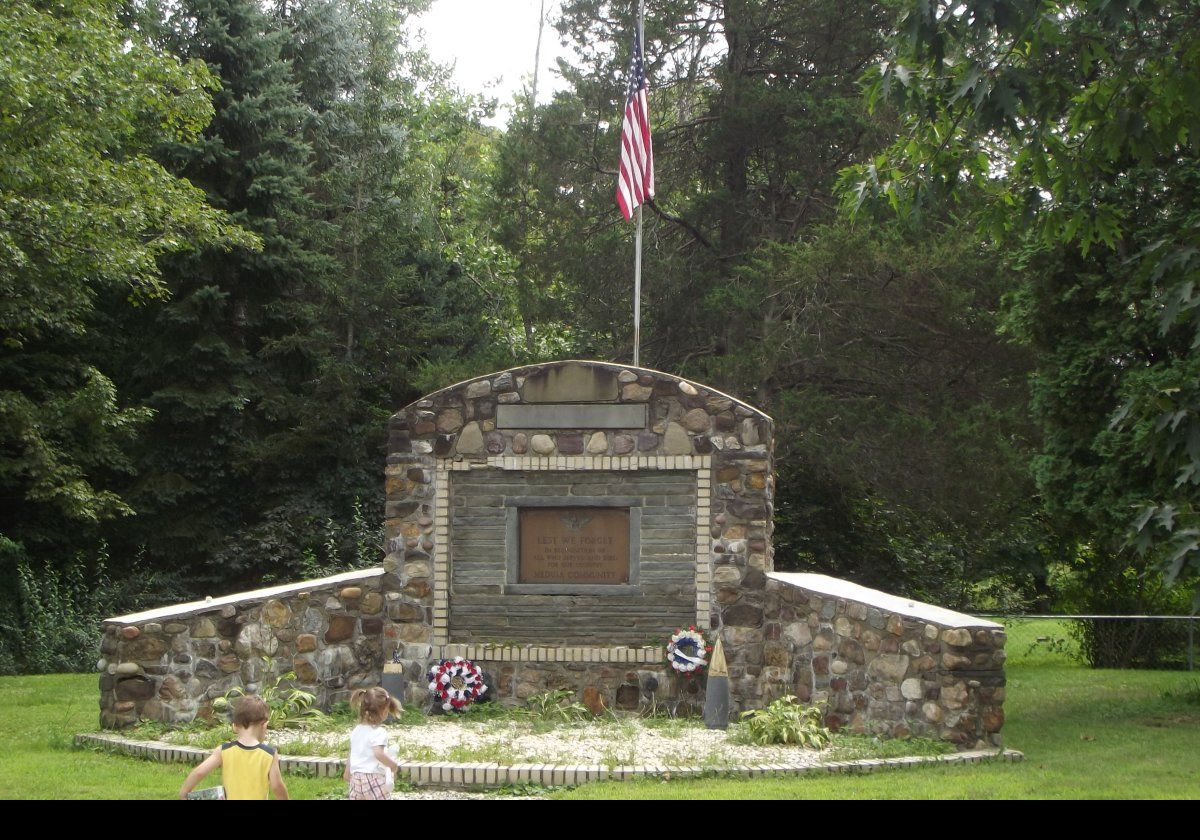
[616,29,653,220]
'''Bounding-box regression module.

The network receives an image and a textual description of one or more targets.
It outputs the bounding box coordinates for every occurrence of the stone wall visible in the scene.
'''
[99,570,389,728]
[759,573,1006,748]
[97,569,1008,750]
[420,643,696,717]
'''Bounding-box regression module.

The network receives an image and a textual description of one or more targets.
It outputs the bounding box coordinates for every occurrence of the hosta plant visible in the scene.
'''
[739,695,831,748]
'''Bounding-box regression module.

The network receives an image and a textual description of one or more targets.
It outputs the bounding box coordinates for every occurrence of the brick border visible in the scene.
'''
[74,733,1023,789]
[431,644,665,664]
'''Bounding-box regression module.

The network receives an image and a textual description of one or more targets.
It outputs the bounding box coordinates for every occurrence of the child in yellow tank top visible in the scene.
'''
[179,696,289,800]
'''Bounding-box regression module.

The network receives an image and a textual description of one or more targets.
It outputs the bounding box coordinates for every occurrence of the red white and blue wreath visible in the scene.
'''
[666,626,712,677]
[427,656,488,711]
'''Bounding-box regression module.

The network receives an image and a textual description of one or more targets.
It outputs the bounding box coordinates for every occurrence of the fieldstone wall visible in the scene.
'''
[760,573,1006,748]
[99,570,389,728]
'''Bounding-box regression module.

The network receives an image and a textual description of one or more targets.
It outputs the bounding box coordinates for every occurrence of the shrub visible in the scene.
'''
[213,658,326,730]
[525,689,592,722]
[739,695,831,748]
[0,541,181,675]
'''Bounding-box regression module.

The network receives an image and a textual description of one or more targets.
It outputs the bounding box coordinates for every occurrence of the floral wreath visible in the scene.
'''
[666,626,711,677]
[427,656,488,711]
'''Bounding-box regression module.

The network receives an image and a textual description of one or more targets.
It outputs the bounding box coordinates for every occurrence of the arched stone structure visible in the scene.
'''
[384,360,775,711]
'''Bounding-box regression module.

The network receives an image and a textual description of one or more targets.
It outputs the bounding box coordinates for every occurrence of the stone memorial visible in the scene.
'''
[99,360,1005,748]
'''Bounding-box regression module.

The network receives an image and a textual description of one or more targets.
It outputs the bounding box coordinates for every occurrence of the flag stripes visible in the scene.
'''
[617,30,653,220]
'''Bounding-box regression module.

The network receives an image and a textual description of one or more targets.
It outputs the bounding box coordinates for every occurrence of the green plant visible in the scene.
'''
[525,689,592,722]
[0,543,182,675]
[1027,635,1076,659]
[738,696,832,748]
[212,658,326,730]
[458,700,519,722]
[1163,678,1200,706]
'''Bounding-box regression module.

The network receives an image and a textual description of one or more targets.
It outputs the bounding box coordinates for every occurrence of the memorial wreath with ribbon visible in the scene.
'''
[427,656,488,711]
[666,626,712,677]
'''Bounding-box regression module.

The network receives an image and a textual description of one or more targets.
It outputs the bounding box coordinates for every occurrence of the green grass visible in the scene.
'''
[556,619,1200,799]
[0,675,344,800]
[2,619,1196,798]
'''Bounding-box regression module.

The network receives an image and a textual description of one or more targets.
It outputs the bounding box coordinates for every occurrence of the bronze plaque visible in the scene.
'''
[519,507,630,584]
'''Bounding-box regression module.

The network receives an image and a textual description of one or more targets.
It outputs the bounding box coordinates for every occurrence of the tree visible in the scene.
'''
[845,0,1200,602]
[107,0,324,583]
[0,0,250,564]
[103,0,501,585]
[484,0,1047,602]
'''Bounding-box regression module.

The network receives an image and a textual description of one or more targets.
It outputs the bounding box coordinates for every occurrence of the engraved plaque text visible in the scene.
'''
[519,507,630,584]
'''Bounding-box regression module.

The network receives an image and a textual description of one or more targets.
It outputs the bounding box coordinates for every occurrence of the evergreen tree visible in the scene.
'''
[106,0,499,586]
[108,0,322,584]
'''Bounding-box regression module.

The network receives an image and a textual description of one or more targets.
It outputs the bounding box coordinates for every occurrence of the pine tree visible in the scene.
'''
[109,0,321,583]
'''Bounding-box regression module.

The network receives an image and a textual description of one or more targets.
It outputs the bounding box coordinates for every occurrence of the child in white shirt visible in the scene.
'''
[344,686,402,800]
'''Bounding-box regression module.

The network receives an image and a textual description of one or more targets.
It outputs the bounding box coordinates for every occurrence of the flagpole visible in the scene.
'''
[632,0,645,367]
[634,206,643,366]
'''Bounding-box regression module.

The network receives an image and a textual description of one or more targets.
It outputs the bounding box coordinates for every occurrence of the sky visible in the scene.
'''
[409,0,571,124]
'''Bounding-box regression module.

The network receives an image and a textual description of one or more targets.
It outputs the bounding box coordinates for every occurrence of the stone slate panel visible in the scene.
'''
[449,469,697,644]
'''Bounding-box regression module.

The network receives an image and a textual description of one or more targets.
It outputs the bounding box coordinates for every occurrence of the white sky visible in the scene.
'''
[409,0,571,124]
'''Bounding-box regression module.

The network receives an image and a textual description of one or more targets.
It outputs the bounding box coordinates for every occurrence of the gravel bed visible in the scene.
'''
[263,718,829,768]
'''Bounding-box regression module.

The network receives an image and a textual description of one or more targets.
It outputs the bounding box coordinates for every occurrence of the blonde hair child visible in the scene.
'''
[344,687,403,800]
[179,696,289,800]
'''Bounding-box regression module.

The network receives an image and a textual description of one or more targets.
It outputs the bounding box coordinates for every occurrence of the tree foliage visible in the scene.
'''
[98,0,498,585]
[0,0,250,559]
[845,0,1200,602]
[484,0,1046,600]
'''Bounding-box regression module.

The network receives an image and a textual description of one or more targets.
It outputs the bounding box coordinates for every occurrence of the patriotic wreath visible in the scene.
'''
[427,656,488,711]
[666,626,711,677]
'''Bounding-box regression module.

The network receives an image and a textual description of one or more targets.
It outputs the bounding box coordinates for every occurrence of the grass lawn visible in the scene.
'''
[556,620,1200,799]
[0,675,345,800]
[1,620,1196,799]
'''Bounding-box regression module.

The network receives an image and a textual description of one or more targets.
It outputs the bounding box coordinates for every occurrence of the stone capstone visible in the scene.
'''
[523,363,618,403]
